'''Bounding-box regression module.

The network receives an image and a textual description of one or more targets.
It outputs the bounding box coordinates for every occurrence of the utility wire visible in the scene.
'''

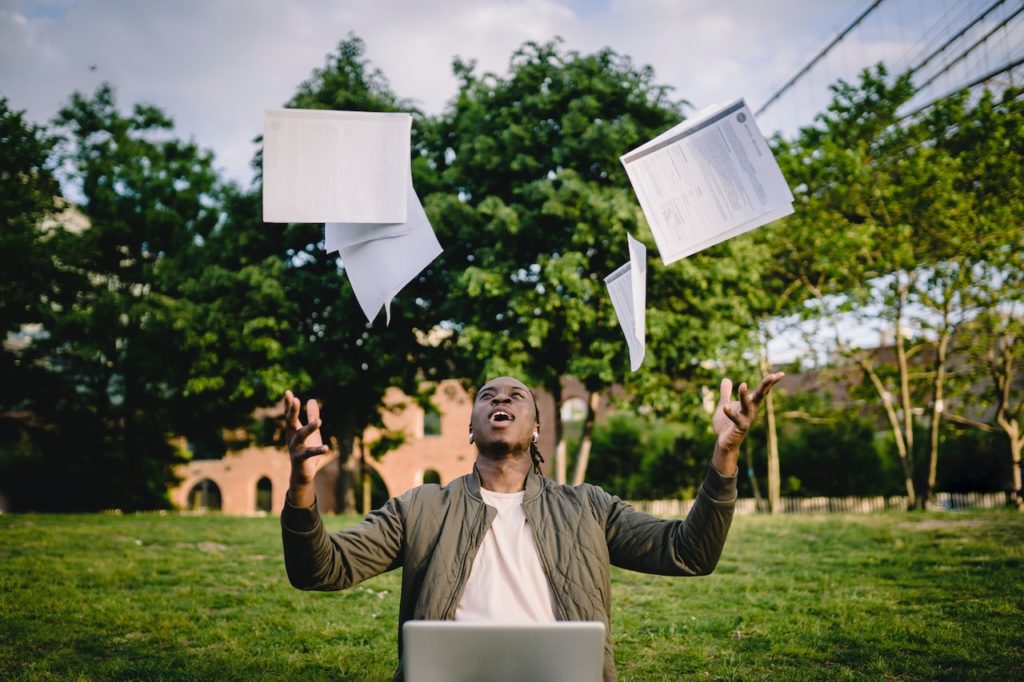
[909,0,1006,75]
[916,3,1024,91]
[901,54,1024,120]
[756,0,887,116]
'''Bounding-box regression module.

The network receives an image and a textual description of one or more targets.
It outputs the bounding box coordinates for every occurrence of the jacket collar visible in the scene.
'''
[467,461,545,503]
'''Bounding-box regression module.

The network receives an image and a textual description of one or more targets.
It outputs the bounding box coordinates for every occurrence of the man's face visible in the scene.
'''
[470,376,537,455]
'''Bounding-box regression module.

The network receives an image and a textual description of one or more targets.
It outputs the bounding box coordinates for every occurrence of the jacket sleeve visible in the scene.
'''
[601,465,737,576]
[280,496,405,590]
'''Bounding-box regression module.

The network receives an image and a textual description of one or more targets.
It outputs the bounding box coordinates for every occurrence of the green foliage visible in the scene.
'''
[935,426,1010,493]
[774,417,899,497]
[3,36,1021,510]
[768,67,1024,501]
[587,412,710,499]
[0,84,227,511]
[0,97,61,338]
[427,39,688,393]
[268,37,445,462]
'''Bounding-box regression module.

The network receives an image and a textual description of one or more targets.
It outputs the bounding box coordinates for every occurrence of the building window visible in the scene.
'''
[255,476,272,513]
[423,408,442,437]
[187,479,222,511]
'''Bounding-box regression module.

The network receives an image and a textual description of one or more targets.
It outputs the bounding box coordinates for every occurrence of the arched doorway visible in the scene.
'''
[420,468,441,485]
[255,476,272,513]
[187,479,222,511]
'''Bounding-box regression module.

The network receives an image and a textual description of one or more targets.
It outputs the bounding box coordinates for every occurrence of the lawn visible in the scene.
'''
[1,509,1021,680]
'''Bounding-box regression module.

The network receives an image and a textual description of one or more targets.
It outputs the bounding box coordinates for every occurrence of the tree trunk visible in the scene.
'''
[570,391,601,486]
[861,359,917,509]
[893,292,921,510]
[759,341,781,514]
[745,444,766,513]
[337,434,357,514]
[1009,427,1023,511]
[551,383,566,485]
[765,390,781,514]
[358,438,371,514]
[925,331,952,507]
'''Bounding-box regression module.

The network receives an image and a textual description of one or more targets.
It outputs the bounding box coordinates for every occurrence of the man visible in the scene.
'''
[281,372,783,681]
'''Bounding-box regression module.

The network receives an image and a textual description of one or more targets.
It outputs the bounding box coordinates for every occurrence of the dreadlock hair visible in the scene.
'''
[529,391,546,476]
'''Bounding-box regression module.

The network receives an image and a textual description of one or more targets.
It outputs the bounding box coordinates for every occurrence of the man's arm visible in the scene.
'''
[280,391,403,590]
[281,494,405,590]
[603,465,737,576]
[604,373,783,576]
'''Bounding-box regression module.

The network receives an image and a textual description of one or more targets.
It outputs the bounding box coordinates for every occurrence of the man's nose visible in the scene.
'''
[491,393,511,403]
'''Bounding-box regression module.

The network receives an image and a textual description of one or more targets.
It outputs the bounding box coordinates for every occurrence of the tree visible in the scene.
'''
[2,84,226,510]
[0,97,64,507]
[425,39,762,484]
[0,97,61,340]
[929,87,1024,508]
[769,68,1024,508]
[233,35,447,512]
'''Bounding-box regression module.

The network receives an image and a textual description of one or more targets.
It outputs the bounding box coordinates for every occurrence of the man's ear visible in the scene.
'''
[468,429,474,445]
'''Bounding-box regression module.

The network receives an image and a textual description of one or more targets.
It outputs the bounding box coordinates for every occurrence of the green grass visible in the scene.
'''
[1,510,1021,680]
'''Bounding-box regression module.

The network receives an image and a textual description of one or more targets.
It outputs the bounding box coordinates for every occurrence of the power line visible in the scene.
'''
[755,0,887,117]
[901,54,1024,120]
[890,0,977,75]
[916,2,1024,91]
[909,0,1006,75]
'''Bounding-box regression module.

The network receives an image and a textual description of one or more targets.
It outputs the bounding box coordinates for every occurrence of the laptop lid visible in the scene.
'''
[402,621,605,682]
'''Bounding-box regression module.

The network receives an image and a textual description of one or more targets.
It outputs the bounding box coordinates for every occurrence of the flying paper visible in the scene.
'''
[605,234,647,372]
[263,108,411,224]
[325,175,442,325]
[621,99,793,264]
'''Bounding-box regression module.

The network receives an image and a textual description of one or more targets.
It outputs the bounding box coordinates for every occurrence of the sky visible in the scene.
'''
[1,0,907,189]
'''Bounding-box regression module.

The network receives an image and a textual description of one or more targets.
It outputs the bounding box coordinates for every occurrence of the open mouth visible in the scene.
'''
[489,410,514,423]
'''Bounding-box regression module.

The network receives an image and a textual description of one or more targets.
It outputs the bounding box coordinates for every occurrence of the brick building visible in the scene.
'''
[168,377,612,515]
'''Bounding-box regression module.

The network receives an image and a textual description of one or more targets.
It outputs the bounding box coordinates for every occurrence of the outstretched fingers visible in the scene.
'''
[738,382,752,415]
[718,378,733,407]
[293,443,329,461]
[295,417,321,443]
[719,378,742,426]
[284,390,304,433]
[750,372,786,404]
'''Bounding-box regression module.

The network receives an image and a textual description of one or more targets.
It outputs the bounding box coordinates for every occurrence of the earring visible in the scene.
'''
[532,432,539,444]
[469,433,475,444]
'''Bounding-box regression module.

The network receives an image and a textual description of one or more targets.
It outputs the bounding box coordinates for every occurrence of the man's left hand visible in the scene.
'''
[711,372,785,474]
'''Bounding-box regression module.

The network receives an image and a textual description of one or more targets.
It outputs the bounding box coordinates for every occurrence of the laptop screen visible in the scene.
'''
[402,621,605,682]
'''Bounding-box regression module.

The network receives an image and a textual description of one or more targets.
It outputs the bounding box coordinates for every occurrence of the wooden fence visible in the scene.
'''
[626,491,1013,517]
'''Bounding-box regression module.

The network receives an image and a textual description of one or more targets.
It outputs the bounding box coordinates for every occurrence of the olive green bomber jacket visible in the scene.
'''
[281,465,737,681]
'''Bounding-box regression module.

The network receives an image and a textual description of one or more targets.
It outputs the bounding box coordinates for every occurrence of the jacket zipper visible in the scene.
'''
[440,504,489,619]
[523,504,567,620]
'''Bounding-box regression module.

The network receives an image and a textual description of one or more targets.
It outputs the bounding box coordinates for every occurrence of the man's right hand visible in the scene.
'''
[284,390,329,507]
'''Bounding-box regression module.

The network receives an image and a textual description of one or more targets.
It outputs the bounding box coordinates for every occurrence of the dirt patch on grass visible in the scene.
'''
[900,518,990,531]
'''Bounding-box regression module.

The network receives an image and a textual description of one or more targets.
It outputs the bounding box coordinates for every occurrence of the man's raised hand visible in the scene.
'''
[711,373,785,474]
[284,390,329,481]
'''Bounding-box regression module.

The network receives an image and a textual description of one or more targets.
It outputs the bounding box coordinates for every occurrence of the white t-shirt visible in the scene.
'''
[454,488,558,622]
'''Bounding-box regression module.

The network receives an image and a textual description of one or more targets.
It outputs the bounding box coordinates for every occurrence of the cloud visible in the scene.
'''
[1,0,933,187]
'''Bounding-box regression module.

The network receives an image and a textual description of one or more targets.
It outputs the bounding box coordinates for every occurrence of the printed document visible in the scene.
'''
[605,234,647,372]
[621,99,793,264]
[325,175,442,325]
[263,109,411,224]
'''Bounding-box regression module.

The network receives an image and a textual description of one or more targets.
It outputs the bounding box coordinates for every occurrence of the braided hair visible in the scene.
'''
[529,392,546,476]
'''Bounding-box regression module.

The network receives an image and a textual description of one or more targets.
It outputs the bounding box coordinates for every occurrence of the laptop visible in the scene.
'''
[402,621,605,682]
